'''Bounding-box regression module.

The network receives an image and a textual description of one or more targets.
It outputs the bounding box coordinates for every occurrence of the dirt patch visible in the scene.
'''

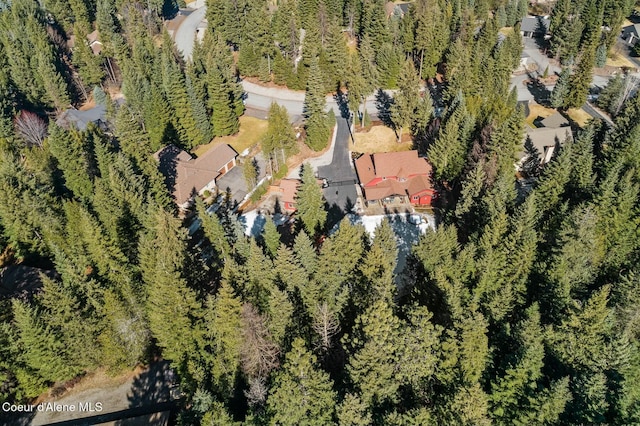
[194,116,268,157]
[27,363,170,426]
[525,102,556,127]
[605,53,636,70]
[566,108,592,127]
[353,125,413,153]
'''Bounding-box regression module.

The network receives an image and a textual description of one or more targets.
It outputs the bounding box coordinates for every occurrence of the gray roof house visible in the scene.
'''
[519,126,573,165]
[540,111,570,129]
[520,16,551,38]
[622,24,640,45]
[56,104,108,131]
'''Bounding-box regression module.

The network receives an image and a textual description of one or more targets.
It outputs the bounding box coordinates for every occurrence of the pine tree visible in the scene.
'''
[293,229,317,278]
[550,67,571,109]
[12,300,80,383]
[204,281,243,396]
[357,35,379,129]
[595,43,607,68]
[48,124,97,201]
[304,58,332,151]
[140,207,203,366]
[36,51,70,111]
[315,218,365,312]
[73,25,105,88]
[262,218,281,259]
[346,299,402,408]
[427,99,474,182]
[263,103,297,174]
[337,393,372,426]
[208,65,239,137]
[357,219,397,304]
[566,45,596,108]
[186,74,213,146]
[268,338,336,425]
[390,59,421,142]
[196,197,231,264]
[296,163,327,236]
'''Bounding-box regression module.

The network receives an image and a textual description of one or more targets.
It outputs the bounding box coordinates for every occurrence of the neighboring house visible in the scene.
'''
[520,16,551,38]
[56,104,108,131]
[154,144,238,209]
[540,111,570,129]
[622,24,640,45]
[0,265,57,300]
[384,1,411,19]
[86,30,103,55]
[275,179,300,212]
[519,126,573,165]
[354,150,435,207]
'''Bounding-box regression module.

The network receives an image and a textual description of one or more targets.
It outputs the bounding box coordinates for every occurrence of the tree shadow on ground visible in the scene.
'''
[325,196,355,231]
[116,361,172,426]
[375,89,395,129]
[526,72,552,105]
[333,86,351,120]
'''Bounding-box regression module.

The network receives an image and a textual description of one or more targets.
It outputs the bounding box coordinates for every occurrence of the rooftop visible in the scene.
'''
[56,105,107,131]
[154,144,238,205]
[521,15,551,34]
[540,111,570,128]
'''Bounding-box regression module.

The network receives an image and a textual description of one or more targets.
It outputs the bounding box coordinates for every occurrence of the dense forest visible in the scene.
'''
[1,0,640,423]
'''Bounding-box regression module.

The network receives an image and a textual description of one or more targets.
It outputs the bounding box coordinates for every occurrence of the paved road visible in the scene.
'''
[317,117,358,225]
[174,6,205,60]
[171,4,380,117]
[583,102,615,127]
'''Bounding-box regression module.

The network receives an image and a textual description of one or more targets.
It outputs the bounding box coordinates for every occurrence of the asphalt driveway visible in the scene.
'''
[317,117,358,225]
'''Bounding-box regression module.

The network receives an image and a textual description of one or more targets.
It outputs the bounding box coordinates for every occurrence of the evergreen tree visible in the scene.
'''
[550,67,571,109]
[261,218,281,259]
[347,300,402,408]
[140,207,203,368]
[390,59,421,142]
[48,124,97,201]
[263,103,297,174]
[267,338,336,425]
[304,58,332,151]
[204,281,243,397]
[428,99,474,181]
[358,35,379,128]
[295,163,326,236]
[566,45,596,108]
[208,65,240,137]
[12,300,81,384]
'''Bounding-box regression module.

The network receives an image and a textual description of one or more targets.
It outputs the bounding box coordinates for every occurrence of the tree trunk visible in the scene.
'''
[361,97,367,129]
[419,49,424,79]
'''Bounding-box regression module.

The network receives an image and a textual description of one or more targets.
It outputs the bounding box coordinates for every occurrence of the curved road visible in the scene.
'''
[172,5,380,118]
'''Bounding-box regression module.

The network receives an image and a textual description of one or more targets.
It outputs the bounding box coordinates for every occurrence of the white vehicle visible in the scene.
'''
[408,214,426,225]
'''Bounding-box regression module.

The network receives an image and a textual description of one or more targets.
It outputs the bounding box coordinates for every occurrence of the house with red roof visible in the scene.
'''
[354,150,435,207]
[154,144,238,209]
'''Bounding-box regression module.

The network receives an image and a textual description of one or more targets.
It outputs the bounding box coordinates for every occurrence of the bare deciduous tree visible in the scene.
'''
[240,304,280,378]
[14,111,48,148]
[244,377,268,407]
[612,76,639,116]
[312,302,340,352]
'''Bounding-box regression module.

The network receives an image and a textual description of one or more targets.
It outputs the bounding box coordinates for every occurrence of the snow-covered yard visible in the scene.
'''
[240,209,436,278]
